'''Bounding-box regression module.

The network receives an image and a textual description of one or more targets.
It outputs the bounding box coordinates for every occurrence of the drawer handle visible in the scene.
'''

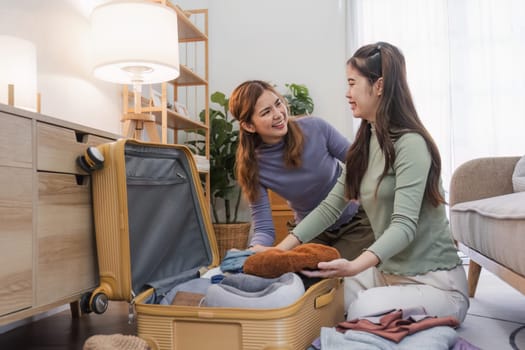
[75,130,87,143]
[75,174,87,186]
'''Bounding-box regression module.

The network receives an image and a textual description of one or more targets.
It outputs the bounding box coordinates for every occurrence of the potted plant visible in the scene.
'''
[187,91,250,258]
[283,83,314,116]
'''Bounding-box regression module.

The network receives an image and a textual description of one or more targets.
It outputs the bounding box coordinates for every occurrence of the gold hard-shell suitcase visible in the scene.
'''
[86,139,344,350]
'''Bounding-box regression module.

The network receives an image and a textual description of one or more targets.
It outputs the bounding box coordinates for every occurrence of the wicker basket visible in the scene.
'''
[212,222,251,260]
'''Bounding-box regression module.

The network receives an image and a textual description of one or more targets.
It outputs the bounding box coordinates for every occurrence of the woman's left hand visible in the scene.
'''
[300,251,379,278]
[300,258,353,278]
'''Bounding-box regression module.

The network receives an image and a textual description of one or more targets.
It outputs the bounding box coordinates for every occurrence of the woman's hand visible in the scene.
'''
[246,233,301,253]
[300,258,354,278]
[301,251,380,278]
[248,244,273,253]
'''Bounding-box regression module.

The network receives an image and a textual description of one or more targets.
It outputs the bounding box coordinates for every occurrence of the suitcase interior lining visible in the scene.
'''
[124,144,213,303]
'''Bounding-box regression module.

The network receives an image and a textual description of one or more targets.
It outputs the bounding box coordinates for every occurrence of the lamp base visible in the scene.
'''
[122,117,159,142]
[121,84,160,142]
[7,84,41,113]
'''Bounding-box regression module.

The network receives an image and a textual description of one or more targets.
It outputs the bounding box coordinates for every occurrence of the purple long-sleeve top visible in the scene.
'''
[249,116,359,246]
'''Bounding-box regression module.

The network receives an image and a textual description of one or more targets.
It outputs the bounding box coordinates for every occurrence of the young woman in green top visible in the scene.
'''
[275,42,469,322]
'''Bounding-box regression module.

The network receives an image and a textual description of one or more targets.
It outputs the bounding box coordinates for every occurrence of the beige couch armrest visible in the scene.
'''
[449,156,520,206]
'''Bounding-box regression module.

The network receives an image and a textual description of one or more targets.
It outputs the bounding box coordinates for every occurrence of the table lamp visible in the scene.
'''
[0,35,38,112]
[90,0,180,141]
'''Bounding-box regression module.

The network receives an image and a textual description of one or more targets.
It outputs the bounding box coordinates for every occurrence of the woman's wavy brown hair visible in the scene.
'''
[345,42,445,207]
[229,80,304,203]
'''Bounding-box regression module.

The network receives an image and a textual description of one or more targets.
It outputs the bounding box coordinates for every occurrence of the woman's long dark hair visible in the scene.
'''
[229,80,304,203]
[345,42,445,206]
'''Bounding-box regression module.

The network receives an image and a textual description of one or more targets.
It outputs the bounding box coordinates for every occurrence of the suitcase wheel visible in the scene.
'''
[80,292,93,314]
[91,292,109,314]
[77,146,104,173]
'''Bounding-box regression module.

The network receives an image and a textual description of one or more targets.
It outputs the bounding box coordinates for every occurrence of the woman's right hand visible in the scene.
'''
[248,244,273,253]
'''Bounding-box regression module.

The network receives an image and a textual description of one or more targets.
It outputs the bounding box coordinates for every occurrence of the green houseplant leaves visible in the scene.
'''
[187,91,241,224]
[283,83,314,116]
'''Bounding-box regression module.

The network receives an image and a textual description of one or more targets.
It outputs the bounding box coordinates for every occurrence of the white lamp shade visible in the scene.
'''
[90,0,180,85]
[0,35,38,111]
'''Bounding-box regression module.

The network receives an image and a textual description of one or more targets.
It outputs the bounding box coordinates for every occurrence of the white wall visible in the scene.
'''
[176,0,351,222]
[0,0,121,134]
[1,0,351,137]
[179,0,352,134]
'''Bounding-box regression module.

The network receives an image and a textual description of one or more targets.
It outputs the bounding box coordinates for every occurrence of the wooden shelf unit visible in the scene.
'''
[121,2,210,201]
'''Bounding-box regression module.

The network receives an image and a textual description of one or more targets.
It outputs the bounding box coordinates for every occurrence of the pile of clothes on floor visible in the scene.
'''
[308,306,481,349]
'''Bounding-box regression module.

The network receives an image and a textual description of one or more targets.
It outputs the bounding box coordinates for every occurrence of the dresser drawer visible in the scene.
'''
[0,112,32,168]
[36,122,113,174]
[0,166,33,316]
[36,172,98,306]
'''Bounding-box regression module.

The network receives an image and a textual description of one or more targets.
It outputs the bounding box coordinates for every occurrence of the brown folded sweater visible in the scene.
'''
[336,309,460,343]
[243,243,341,278]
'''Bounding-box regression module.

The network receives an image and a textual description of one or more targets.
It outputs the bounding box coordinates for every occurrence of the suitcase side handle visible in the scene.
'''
[314,287,337,309]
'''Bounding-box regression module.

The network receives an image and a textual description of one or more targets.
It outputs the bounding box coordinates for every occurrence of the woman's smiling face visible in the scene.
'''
[345,63,382,123]
[241,89,289,144]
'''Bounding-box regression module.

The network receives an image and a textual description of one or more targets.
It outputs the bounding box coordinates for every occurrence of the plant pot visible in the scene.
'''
[212,222,251,260]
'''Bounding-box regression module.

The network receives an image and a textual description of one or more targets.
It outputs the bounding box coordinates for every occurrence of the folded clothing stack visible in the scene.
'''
[203,272,305,309]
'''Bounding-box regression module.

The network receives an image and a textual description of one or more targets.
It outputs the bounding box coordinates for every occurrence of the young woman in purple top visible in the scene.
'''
[228,80,374,259]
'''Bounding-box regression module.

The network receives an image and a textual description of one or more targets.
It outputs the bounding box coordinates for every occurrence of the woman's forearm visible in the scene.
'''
[275,233,302,250]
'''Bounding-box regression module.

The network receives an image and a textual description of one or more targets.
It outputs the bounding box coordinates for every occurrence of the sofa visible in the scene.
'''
[449,156,525,297]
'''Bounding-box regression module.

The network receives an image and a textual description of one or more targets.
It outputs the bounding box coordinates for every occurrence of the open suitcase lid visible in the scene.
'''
[123,141,219,300]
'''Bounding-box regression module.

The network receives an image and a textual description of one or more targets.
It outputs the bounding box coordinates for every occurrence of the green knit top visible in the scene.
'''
[292,128,461,275]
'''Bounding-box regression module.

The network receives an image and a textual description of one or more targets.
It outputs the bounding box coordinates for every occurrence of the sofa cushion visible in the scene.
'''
[513,155,525,192]
[450,191,525,276]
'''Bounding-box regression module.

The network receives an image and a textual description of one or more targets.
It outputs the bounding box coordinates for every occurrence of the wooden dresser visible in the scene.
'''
[0,104,119,326]
[268,190,295,245]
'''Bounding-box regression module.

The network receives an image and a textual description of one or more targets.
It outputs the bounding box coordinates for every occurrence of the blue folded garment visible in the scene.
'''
[220,249,255,273]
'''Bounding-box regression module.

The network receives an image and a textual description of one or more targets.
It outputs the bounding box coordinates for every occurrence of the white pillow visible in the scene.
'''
[512,155,525,192]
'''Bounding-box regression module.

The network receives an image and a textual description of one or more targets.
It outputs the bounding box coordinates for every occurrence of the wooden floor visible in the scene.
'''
[0,302,136,350]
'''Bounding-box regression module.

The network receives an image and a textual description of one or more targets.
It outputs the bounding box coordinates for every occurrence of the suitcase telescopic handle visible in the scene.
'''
[314,287,337,309]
